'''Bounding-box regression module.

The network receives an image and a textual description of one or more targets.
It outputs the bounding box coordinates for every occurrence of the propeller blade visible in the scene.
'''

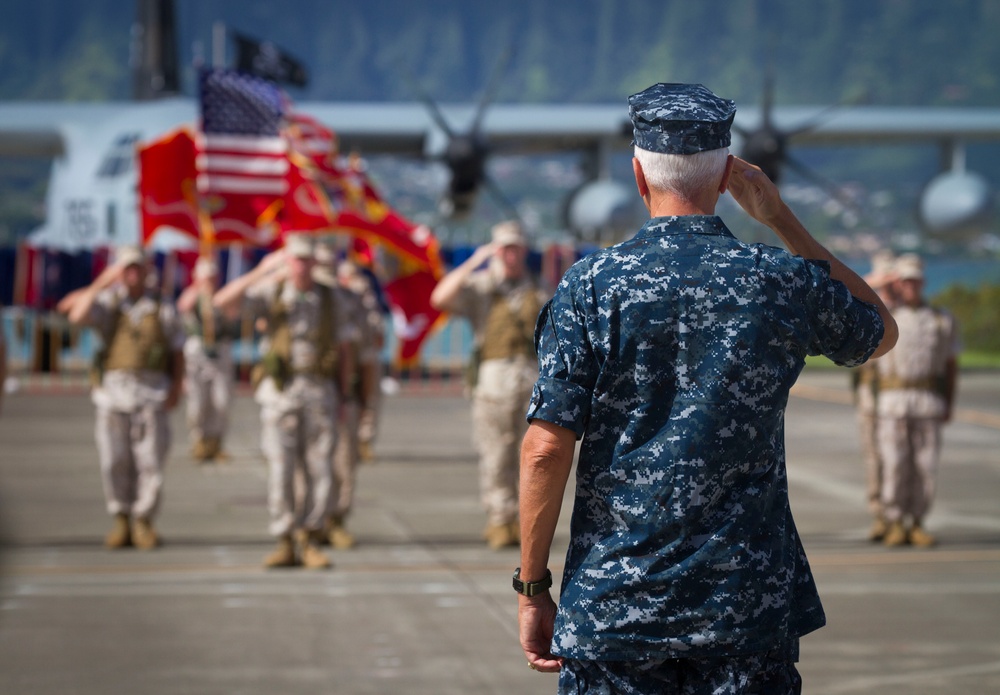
[785,89,871,139]
[398,63,456,140]
[761,70,775,129]
[783,154,861,215]
[482,174,521,222]
[470,46,513,135]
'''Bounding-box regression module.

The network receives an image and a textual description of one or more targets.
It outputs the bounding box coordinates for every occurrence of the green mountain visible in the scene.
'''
[2,0,999,246]
[3,0,999,107]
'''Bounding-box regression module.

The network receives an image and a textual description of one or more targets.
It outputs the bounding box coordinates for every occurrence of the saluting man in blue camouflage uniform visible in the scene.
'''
[516,84,898,693]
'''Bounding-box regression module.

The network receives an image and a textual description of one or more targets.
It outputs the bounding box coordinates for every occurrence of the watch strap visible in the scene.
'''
[513,568,552,597]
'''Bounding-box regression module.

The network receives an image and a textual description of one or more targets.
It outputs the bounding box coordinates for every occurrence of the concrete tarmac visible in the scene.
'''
[0,369,998,694]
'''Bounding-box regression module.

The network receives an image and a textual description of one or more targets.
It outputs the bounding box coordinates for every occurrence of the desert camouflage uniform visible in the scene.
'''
[86,287,185,520]
[853,360,884,518]
[446,265,547,528]
[875,304,958,525]
[245,280,355,538]
[182,291,236,456]
[528,215,884,661]
[327,280,367,523]
[344,264,386,458]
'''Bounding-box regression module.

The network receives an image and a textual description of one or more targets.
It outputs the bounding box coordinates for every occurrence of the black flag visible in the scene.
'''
[232,32,308,87]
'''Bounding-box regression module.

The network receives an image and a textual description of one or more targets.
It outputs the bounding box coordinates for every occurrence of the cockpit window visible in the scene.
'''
[96,133,141,178]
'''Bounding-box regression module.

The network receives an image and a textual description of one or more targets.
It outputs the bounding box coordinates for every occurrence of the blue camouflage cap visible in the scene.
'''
[629,83,736,155]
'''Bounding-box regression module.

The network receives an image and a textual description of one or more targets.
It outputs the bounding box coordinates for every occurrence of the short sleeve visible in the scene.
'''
[525,274,599,438]
[243,281,276,320]
[87,290,118,339]
[798,259,884,367]
[159,303,187,351]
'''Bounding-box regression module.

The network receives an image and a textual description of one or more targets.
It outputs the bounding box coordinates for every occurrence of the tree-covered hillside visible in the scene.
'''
[2,0,1000,247]
[2,0,999,107]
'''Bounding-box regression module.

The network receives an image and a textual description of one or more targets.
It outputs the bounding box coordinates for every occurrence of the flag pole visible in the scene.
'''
[212,22,226,69]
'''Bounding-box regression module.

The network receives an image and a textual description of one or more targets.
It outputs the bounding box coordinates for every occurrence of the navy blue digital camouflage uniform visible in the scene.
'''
[526,216,884,672]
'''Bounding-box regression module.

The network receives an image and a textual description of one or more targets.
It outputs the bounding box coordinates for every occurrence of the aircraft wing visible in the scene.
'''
[298,101,632,156]
[736,105,1000,146]
[4,99,1000,160]
[0,100,199,158]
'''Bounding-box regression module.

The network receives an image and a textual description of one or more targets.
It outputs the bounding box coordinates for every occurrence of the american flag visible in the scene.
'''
[197,68,289,199]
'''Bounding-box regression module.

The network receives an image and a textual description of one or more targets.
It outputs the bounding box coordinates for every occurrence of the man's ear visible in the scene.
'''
[718,154,735,193]
[632,157,650,199]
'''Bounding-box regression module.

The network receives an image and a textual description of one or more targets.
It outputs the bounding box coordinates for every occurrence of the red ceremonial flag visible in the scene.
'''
[279,150,338,235]
[382,266,445,368]
[285,112,339,170]
[138,127,200,246]
[284,109,447,366]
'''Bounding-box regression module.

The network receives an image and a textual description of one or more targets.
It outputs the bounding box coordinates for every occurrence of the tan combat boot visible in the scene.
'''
[210,439,230,463]
[299,531,332,569]
[883,521,908,547]
[868,517,889,542]
[485,522,519,550]
[327,516,355,550]
[191,438,209,462]
[204,437,222,461]
[908,523,937,548]
[132,517,161,550]
[104,512,132,549]
[263,535,298,568]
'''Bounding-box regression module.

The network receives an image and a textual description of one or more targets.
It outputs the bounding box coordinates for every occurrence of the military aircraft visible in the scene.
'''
[2,0,999,251]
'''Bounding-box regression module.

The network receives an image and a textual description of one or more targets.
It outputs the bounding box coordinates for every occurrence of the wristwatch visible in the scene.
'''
[512,568,553,597]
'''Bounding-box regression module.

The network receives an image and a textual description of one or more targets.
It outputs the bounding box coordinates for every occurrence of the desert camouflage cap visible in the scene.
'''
[115,245,146,268]
[894,253,924,281]
[629,83,736,155]
[193,256,218,280]
[284,233,315,259]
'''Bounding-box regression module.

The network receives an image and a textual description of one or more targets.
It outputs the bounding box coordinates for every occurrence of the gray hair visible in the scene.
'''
[634,146,729,200]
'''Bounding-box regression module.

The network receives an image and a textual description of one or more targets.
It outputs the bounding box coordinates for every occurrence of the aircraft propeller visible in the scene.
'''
[407,49,520,222]
[734,74,863,214]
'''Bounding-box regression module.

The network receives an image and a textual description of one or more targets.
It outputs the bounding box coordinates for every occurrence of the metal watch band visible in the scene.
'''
[512,568,552,597]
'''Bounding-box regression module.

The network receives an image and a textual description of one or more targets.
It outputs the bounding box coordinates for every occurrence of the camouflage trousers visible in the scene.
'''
[878,415,942,523]
[330,399,360,519]
[472,392,530,526]
[184,349,233,444]
[559,648,802,695]
[94,404,170,519]
[259,397,338,537]
[357,359,381,448]
[857,412,883,517]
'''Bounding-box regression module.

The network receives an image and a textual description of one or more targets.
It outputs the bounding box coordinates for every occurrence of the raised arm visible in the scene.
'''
[176,282,203,315]
[727,157,898,358]
[66,264,124,326]
[429,242,496,311]
[213,250,286,314]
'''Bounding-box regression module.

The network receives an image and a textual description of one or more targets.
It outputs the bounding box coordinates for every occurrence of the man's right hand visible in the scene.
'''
[256,249,288,275]
[519,593,563,673]
[469,242,498,268]
[727,157,787,227]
